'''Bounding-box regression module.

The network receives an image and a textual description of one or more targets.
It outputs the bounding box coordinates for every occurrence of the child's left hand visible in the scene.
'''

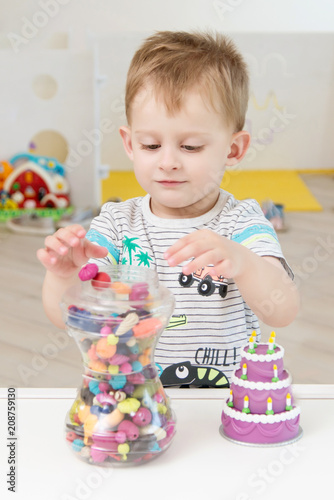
[164,229,243,279]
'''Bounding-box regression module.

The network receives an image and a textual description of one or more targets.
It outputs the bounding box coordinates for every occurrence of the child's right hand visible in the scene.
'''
[36,224,108,279]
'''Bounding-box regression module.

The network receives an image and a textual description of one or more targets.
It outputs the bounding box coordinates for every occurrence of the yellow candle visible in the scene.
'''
[286,393,293,410]
[227,389,234,407]
[242,395,250,413]
[241,363,248,379]
[266,396,274,415]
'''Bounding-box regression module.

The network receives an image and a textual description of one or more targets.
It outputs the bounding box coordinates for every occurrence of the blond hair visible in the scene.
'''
[125,31,249,131]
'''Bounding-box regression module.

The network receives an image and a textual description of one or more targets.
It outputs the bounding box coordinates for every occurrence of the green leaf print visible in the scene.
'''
[135,251,153,267]
[122,236,141,265]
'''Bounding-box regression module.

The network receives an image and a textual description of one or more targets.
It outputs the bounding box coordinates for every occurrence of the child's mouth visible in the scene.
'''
[157,180,186,187]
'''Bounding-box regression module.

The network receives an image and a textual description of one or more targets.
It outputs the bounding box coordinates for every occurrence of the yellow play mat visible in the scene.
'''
[102,170,331,211]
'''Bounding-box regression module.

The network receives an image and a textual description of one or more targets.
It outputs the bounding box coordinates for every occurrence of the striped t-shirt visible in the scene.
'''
[86,189,292,388]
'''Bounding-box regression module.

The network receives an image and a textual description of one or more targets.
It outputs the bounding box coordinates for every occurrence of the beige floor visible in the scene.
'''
[0,173,333,388]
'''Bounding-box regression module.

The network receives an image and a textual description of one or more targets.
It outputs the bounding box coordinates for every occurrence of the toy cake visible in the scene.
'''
[220,332,302,446]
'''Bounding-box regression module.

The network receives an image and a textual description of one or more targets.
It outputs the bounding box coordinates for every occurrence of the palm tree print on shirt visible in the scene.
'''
[122,236,152,267]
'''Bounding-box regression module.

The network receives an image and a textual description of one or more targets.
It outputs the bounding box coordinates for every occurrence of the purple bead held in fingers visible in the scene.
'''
[78,263,99,281]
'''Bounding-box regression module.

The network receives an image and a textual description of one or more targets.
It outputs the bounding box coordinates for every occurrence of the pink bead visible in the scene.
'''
[118,420,139,441]
[78,263,99,281]
[153,394,164,403]
[120,362,132,374]
[90,447,107,463]
[87,344,98,361]
[127,373,145,384]
[109,354,129,365]
[129,282,149,301]
[96,393,116,405]
[132,408,152,427]
[98,382,110,392]
[66,431,77,442]
[166,420,176,438]
[100,326,111,337]
[115,431,127,444]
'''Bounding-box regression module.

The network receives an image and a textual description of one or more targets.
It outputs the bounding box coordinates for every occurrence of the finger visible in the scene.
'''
[43,226,85,255]
[36,247,58,268]
[164,232,196,260]
[166,239,212,267]
[43,233,71,256]
[165,230,218,264]
[182,249,224,275]
[83,240,108,259]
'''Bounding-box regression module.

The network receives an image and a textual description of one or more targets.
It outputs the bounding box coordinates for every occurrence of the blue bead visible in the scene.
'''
[88,380,101,395]
[101,405,112,414]
[110,375,126,390]
[131,361,143,373]
[129,343,139,354]
[90,405,102,415]
[72,439,85,452]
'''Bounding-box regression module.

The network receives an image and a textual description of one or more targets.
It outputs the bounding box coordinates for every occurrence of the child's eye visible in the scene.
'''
[182,145,203,152]
[141,144,161,150]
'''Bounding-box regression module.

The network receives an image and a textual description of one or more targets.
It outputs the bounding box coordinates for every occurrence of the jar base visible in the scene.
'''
[65,421,176,467]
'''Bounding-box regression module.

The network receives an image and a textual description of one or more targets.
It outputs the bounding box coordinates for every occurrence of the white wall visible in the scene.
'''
[1,0,333,47]
[1,0,334,201]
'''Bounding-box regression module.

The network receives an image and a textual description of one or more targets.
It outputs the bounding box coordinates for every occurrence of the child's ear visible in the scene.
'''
[226,131,251,166]
[119,126,134,161]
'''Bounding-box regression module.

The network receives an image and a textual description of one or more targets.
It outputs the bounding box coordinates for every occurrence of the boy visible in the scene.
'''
[37,31,299,387]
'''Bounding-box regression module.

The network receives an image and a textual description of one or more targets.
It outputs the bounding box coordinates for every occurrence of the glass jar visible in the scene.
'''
[61,265,176,466]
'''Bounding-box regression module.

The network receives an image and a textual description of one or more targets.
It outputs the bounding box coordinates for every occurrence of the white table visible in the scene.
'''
[0,385,333,500]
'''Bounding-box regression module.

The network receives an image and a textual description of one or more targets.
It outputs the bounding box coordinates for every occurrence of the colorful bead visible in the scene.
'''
[109,375,127,390]
[88,360,107,373]
[109,354,129,365]
[88,380,101,395]
[100,325,111,337]
[115,312,139,336]
[110,282,132,294]
[72,439,85,452]
[131,361,143,373]
[87,344,98,361]
[96,337,117,359]
[66,431,77,442]
[133,317,162,338]
[107,334,119,346]
[78,263,99,281]
[118,420,139,440]
[117,443,130,460]
[118,398,141,414]
[119,362,132,374]
[98,381,110,392]
[108,365,119,375]
[96,393,116,406]
[132,408,152,427]
[92,272,111,290]
[129,282,149,301]
[103,408,124,428]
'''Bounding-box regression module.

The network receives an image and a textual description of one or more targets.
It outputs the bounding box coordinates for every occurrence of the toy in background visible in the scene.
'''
[0,151,70,211]
[0,161,16,209]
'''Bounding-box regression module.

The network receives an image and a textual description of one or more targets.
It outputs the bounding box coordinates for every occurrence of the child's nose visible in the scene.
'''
[158,147,181,171]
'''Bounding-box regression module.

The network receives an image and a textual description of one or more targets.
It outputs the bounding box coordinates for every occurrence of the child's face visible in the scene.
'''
[120,87,249,218]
